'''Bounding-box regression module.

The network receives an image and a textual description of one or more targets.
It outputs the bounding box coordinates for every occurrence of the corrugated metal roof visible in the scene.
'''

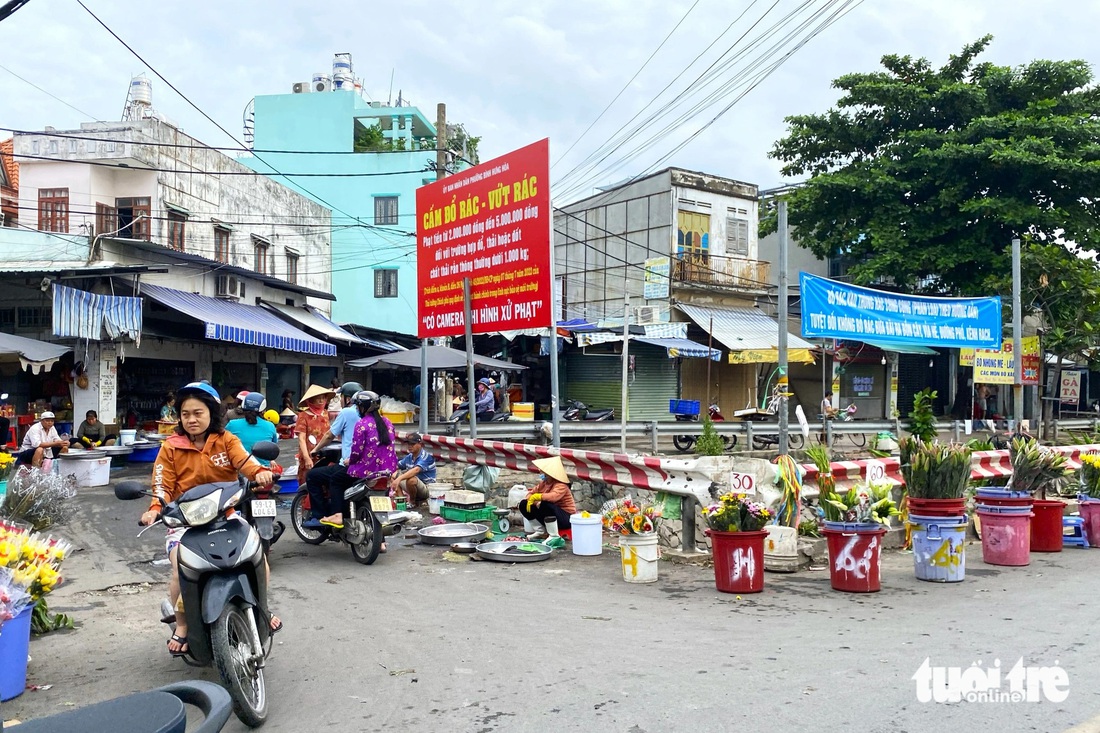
[262,301,374,347]
[676,302,815,352]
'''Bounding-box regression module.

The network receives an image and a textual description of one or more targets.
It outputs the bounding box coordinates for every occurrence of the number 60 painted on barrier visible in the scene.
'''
[729,472,756,492]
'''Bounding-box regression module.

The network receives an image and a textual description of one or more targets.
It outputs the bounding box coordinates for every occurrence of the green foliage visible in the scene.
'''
[899,437,972,499]
[907,388,938,443]
[353,123,388,153]
[695,414,726,456]
[1009,437,1072,499]
[797,520,821,538]
[768,36,1100,295]
[32,597,74,635]
[820,483,899,526]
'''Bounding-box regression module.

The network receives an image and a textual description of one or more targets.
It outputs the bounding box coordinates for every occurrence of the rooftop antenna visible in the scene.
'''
[387,68,395,107]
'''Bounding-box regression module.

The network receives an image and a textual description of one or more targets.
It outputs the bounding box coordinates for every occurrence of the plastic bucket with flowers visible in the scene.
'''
[702,493,772,593]
[819,483,898,593]
[602,496,661,583]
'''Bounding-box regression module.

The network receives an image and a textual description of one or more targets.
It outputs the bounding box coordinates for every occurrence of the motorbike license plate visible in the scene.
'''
[251,499,277,518]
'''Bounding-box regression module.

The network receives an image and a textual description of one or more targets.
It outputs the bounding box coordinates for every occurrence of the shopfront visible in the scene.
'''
[118,357,194,429]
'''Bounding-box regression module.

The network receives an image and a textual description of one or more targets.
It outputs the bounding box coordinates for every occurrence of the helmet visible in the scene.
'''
[339,381,364,398]
[177,381,222,405]
[262,409,281,425]
[241,392,267,413]
[352,390,380,415]
[478,377,492,387]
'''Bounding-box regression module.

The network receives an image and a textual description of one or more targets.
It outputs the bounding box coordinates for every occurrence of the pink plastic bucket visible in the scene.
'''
[1080,501,1100,547]
[977,508,1032,566]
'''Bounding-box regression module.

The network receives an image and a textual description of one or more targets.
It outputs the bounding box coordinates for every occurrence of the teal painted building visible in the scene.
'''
[243,90,438,334]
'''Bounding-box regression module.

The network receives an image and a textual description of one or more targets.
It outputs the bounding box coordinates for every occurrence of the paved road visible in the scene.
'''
[5,474,1099,732]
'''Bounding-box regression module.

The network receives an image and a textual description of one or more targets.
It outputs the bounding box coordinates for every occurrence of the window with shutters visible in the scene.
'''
[726,216,749,256]
[116,197,151,240]
[374,196,398,225]
[286,250,299,284]
[96,202,116,236]
[253,237,271,275]
[374,269,398,298]
[214,226,231,263]
[38,188,69,232]
[167,210,186,251]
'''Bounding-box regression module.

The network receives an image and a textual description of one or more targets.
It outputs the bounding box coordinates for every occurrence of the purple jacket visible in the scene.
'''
[347,414,398,479]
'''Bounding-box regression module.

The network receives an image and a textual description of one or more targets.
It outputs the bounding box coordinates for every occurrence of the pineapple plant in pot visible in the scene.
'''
[899,438,972,582]
[818,482,899,593]
[1001,438,1071,553]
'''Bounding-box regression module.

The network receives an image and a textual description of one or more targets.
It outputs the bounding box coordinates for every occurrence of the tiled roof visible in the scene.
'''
[0,138,17,192]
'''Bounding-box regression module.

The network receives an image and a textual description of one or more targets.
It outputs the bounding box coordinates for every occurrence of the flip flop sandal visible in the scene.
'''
[320,519,344,529]
[167,634,189,657]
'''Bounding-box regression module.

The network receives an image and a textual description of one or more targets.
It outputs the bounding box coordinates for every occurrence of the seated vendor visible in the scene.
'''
[518,456,577,549]
[389,432,436,509]
[17,411,67,467]
[71,410,117,448]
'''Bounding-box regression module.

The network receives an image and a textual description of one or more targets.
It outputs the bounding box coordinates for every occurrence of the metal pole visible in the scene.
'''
[777,198,790,455]
[419,341,428,433]
[620,296,630,453]
[1012,237,1023,421]
[463,277,477,438]
[421,104,447,435]
[706,315,713,405]
[548,280,562,448]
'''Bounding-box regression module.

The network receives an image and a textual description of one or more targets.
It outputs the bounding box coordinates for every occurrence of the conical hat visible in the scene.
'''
[298,384,336,408]
[533,455,570,484]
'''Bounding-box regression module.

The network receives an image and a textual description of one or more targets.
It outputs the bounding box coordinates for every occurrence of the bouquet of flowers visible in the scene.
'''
[0,520,73,633]
[1080,454,1100,499]
[820,482,899,527]
[702,492,773,533]
[0,466,77,531]
[0,452,15,482]
[601,496,661,535]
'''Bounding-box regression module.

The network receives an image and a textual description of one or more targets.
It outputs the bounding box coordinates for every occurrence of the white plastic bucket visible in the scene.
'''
[119,429,137,446]
[570,513,603,556]
[427,483,450,515]
[619,533,659,583]
[57,456,111,487]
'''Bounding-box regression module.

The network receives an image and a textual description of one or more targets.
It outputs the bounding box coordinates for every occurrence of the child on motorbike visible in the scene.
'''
[139,381,280,657]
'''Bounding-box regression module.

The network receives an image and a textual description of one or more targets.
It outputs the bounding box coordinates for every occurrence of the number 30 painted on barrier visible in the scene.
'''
[729,472,756,492]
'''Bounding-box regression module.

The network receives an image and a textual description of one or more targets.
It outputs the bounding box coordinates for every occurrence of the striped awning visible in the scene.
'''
[261,301,386,348]
[52,283,142,343]
[141,283,335,356]
[676,302,815,363]
[635,337,721,361]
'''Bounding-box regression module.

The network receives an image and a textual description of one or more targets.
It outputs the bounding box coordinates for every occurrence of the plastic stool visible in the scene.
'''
[5,426,15,448]
[1063,516,1089,548]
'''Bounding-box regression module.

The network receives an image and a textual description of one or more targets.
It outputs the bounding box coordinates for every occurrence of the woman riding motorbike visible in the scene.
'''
[139,381,280,657]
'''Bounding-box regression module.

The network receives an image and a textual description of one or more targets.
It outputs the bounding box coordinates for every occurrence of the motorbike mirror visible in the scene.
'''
[114,481,148,500]
[251,441,280,462]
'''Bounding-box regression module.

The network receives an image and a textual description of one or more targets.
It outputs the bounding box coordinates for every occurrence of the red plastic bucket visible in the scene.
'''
[1030,500,1065,553]
[977,508,1032,566]
[708,529,767,594]
[823,525,888,593]
[1080,501,1100,547]
[907,497,966,518]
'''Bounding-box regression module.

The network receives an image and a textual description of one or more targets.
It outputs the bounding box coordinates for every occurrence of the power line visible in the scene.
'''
[0,63,102,121]
[12,151,432,177]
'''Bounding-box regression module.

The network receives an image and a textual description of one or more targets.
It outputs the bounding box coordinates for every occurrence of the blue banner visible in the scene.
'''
[800,273,1001,349]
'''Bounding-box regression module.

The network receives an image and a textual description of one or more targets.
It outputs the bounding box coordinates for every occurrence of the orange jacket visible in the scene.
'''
[149,431,263,512]
[528,479,577,516]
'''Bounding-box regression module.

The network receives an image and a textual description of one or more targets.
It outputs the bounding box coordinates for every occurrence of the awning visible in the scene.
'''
[860,340,937,355]
[676,303,816,364]
[141,283,335,356]
[347,344,525,371]
[261,301,393,349]
[52,283,142,343]
[635,337,721,361]
[0,331,71,373]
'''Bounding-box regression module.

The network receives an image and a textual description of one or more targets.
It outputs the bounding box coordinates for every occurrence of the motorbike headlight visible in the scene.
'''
[178,492,221,526]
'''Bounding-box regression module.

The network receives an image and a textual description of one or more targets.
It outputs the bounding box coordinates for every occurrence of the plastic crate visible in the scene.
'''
[669,399,700,416]
[440,505,495,523]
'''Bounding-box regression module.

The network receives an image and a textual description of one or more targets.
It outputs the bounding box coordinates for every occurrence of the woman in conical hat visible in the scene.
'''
[519,455,578,548]
[294,384,335,487]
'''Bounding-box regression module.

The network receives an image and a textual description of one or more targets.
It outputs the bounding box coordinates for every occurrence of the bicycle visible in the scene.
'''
[748,389,805,450]
[814,404,866,448]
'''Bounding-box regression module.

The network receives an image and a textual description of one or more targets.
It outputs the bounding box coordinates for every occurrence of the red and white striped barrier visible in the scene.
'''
[801,457,903,490]
[1049,444,1100,470]
[412,433,723,506]
[970,450,1013,480]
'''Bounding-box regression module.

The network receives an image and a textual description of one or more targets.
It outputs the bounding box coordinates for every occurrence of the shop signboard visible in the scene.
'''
[643,257,670,300]
[416,139,551,338]
[960,337,1040,386]
[800,273,1001,349]
[1060,370,1083,404]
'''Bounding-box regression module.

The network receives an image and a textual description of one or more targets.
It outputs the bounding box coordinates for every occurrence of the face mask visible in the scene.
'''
[539,474,547,482]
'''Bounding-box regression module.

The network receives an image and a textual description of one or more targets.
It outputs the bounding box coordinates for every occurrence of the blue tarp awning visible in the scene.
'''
[52,283,142,342]
[141,283,335,356]
[859,340,938,356]
[635,337,722,361]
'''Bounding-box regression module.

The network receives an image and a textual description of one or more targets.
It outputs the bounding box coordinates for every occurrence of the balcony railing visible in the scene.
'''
[672,252,771,290]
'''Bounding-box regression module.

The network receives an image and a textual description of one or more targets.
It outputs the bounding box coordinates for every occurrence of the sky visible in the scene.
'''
[3,0,1100,201]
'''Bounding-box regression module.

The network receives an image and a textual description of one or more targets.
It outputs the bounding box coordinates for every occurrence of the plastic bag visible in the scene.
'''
[462,465,500,494]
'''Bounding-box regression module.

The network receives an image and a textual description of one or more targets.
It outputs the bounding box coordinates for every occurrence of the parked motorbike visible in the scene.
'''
[114,440,281,728]
[672,403,736,453]
[11,680,232,733]
[289,445,409,564]
[448,401,512,423]
[562,399,615,421]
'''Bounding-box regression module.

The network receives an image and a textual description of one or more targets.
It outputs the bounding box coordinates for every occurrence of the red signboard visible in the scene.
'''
[416,139,551,338]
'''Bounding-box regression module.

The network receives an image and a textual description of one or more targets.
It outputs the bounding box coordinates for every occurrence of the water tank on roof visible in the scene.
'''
[332,52,353,77]
[333,71,354,91]
[130,75,152,106]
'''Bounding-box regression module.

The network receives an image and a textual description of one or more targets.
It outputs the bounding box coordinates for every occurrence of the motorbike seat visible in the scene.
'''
[585,408,614,419]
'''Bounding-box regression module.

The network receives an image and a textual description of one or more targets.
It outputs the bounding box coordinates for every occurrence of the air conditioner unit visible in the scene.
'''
[215,275,244,300]
[292,82,312,94]
[634,305,660,325]
[314,79,331,92]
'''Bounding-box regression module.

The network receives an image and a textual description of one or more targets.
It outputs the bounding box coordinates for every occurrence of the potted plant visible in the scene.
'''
[899,437,971,518]
[702,492,774,594]
[1006,438,1071,553]
[819,482,899,593]
[1076,453,1100,546]
[601,496,662,584]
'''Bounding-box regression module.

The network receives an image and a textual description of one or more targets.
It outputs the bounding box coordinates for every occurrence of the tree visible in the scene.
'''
[769,36,1100,296]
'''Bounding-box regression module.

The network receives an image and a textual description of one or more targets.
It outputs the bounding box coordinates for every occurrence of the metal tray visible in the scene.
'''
[475,541,554,563]
[417,523,488,545]
[100,445,134,456]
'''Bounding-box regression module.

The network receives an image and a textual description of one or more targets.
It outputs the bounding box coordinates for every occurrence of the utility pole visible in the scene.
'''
[419,103,447,435]
[620,297,630,453]
[777,198,790,456]
[463,277,477,438]
[1012,237,1023,424]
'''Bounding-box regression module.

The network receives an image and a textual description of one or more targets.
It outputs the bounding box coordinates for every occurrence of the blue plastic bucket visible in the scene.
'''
[908,513,967,582]
[0,604,33,700]
[976,502,1033,515]
[822,521,882,532]
[976,488,1031,500]
[129,445,160,463]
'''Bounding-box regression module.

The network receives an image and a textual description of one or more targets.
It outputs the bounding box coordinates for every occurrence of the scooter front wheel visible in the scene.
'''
[349,507,383,565]
[290,491,327,545]
[672,435,695,453]
[210,602,268,728]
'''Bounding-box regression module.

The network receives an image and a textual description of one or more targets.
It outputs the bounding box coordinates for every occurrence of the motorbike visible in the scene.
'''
[237,462,285,557]
[12,680,232,733]
[448,401,512,423]
[289,445,409,565]
[562,399,615,421]
[114,440,282,728]
[672,403,736,453]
